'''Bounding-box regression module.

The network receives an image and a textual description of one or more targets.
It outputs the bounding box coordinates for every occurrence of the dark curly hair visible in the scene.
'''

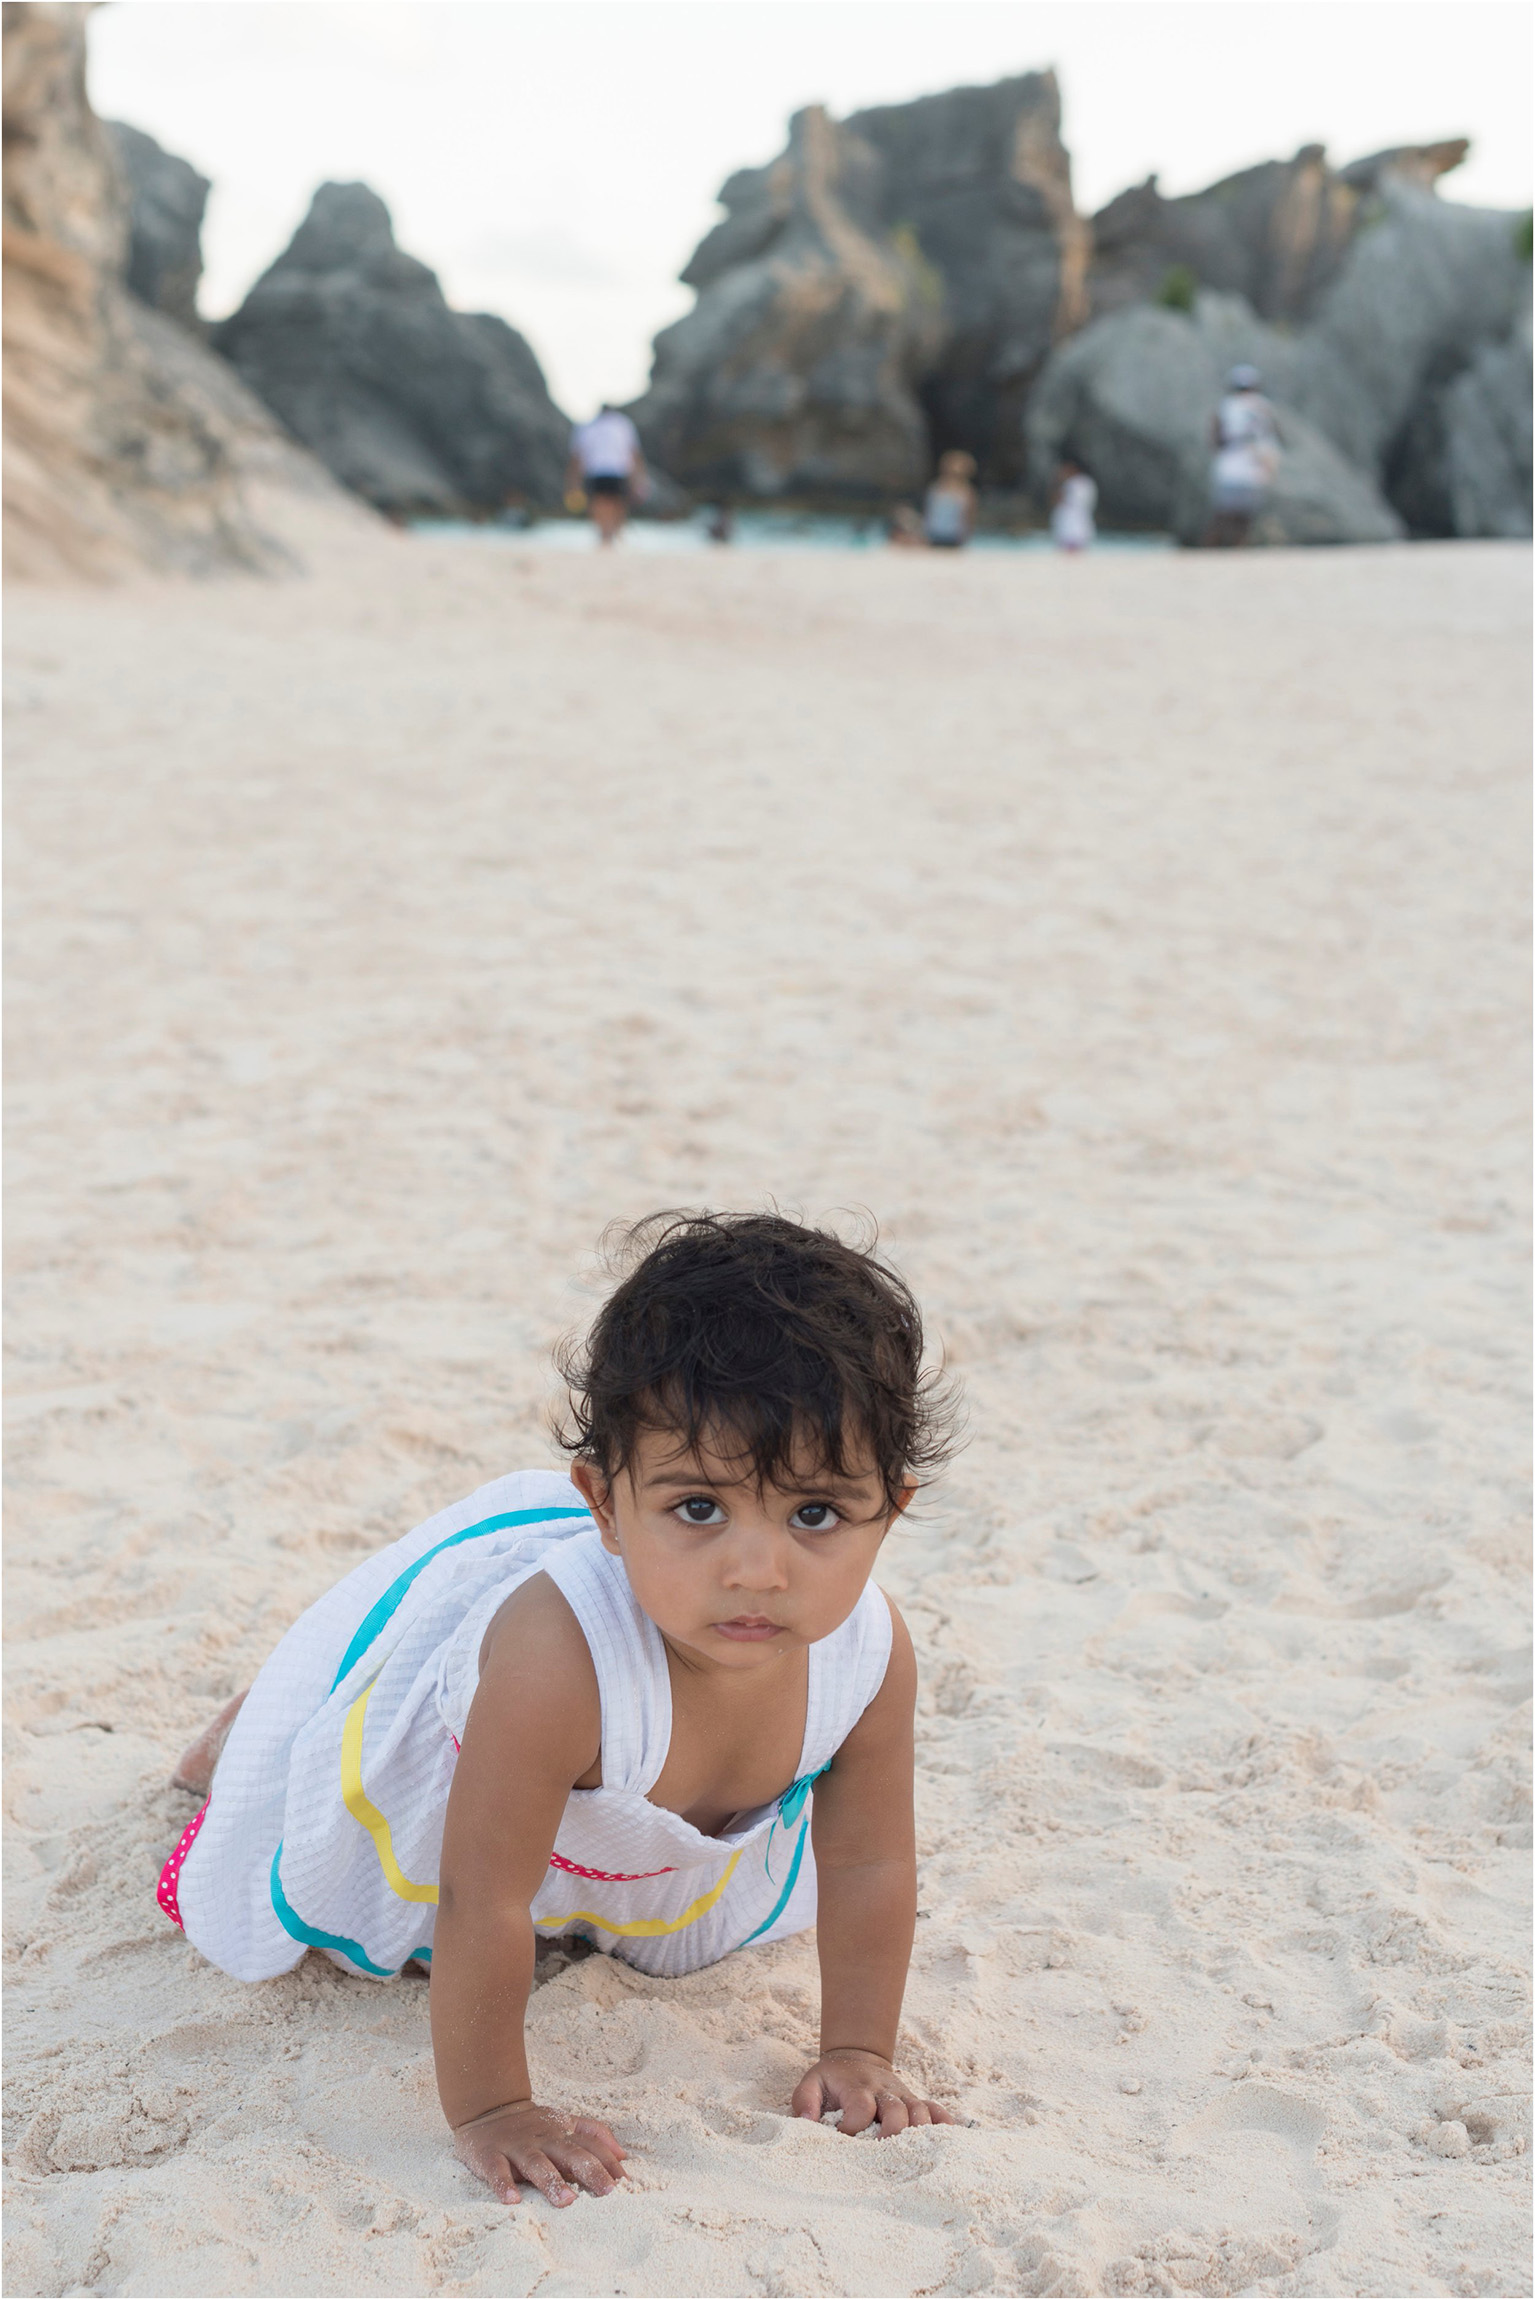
[555,1210,959,1513]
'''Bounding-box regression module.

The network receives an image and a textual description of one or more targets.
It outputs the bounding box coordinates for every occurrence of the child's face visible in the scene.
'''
[571,1426,912,1671]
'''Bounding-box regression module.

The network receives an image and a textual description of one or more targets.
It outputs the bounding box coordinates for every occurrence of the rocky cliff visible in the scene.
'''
[213,182,570,518]
[630,73,1085,498]
[1029,165,1531,542]
[3,1,350,580]
[107,117,208,330]
[837,72,1090,483]
[1087,139,1470,326]
[638,77,1529,540]
[1026,297,1407,547]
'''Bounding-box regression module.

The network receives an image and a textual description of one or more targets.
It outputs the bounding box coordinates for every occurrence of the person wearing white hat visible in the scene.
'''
[1203,365,1281,546]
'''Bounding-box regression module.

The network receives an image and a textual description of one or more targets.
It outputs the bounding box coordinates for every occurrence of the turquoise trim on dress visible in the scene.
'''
[777,1761,830,1831]
[328,1507,589,1693]
[763,1760,831,1882]
[740,1815,811,1946]
[276,1505,587,1976]
[745,1762,831,1937]
[269,1843,395,1977]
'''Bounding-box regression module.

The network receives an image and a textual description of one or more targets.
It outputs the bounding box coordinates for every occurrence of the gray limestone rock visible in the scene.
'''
[1378,309,1532,544]
[640,83,1526,537]
[1088,139,1470,328]
[1026,303,1208,529]
[106,118,208,330]
[1030,163,1530,542]
[839,72,1089,483]
[214,182,569,516]
[1081,146,1529,536]
[1295,180,1528,490]
[631,73,1085,499]
[1027,298,1403,544]
[1443,315,1533,538]
[632,107,940,502]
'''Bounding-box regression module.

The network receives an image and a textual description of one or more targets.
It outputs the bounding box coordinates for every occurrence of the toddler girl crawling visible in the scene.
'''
[162,1211,959,2206]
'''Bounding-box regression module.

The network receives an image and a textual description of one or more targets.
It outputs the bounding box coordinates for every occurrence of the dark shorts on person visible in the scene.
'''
[586,474,629,500]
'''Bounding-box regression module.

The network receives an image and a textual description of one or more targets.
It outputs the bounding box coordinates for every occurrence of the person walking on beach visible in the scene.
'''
[566,403,648,545]
[1050,459,1098,553]
[1203,365,1280,547]
[923,450,977,549]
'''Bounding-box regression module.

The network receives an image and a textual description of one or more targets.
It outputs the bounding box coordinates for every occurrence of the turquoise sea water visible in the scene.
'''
[420,510,1174,555]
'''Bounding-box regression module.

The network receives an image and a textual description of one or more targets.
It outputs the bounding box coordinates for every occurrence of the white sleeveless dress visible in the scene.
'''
[165,1471,893,1985]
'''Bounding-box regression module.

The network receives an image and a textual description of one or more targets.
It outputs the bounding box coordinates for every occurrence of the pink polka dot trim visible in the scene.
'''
[547,1851,676,1882]
[156,1802,208,1931]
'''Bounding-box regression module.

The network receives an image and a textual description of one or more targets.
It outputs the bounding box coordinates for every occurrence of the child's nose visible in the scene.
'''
[721,1520,791,1590]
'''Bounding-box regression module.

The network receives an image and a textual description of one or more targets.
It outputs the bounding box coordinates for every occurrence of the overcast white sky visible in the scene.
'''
[90,2,1532,415]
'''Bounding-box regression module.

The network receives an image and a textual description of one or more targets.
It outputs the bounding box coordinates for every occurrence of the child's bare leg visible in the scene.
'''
[172,1689,249,1795]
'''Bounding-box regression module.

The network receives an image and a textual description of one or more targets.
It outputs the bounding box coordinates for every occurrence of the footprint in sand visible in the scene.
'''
[1168,2085,1338,2257]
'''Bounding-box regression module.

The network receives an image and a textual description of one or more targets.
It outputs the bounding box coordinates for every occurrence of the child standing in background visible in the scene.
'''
[1051,459,1098,553]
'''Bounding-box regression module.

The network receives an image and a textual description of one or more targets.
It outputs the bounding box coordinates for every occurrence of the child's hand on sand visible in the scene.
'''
[453,2098,627,2207]
[792,2049,956,2136]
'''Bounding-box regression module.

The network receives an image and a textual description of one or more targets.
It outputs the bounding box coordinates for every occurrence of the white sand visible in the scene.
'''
[5,533,1530,2300]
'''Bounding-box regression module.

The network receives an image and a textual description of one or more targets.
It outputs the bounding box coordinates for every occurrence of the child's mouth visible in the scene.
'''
[713,1616,784,1641]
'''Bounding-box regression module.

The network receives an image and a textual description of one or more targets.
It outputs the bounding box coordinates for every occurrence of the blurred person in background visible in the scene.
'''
[1050,458,1098,553]
[567,403,649,544]
[1203,365,1280,547]
[923,450,977,549]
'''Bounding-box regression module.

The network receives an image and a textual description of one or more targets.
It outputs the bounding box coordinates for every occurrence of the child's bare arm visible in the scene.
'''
[793,1602,956,2134]
[431,1576,627,2206]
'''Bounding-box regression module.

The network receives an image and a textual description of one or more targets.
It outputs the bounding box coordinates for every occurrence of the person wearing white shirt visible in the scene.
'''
[1050,461,1098,553]
[566,405,649,544]
[1203,365,1281,546]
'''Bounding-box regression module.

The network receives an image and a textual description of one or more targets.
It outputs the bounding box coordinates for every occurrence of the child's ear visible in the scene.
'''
[570,1460,619,1548]
[886,1480,919,1525]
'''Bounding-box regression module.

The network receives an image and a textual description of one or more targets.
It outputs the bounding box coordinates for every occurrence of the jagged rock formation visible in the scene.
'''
[1384,303,1533,542]
[1027,299,1404,546]
[630,73,1085,498]
[107,118,208,330]
[3,1,351,580]
[213,183,569,517]
[1438,315,1533,539]
[834,73,1089,482]
[640,80,1530,540]
[1030,166,1531,542]
[633,108,940,502]
[1296,181,1530,534]
[1088,139,1469,326]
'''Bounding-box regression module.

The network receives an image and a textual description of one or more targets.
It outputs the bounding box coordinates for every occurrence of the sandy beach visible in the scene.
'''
[5,533,1529,2298]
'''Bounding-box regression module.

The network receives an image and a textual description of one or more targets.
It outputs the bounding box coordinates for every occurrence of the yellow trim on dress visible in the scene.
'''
[533,1850,742,1938]
[341,1680,439,1904]
[343,1677,742,1935]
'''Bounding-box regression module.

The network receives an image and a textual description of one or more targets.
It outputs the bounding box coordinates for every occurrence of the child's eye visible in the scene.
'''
[790,1502,841,1531]
[675,1496,725,1525]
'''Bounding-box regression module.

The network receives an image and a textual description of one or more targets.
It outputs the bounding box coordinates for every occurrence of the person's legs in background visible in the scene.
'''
[589,477,628,544]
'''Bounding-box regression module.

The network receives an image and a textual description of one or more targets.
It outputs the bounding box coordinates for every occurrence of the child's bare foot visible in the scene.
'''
[172,1689,249,1795]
